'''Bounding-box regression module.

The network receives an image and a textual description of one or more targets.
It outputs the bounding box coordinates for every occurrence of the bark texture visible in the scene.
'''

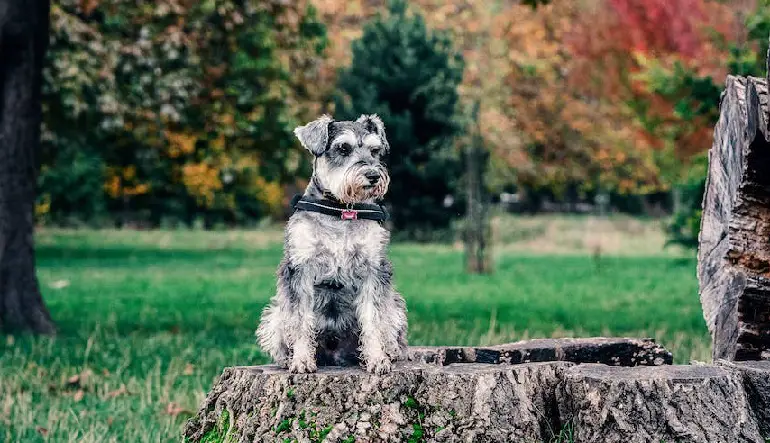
[408,337,672,367]
[558,364,763,443]
[0,0,54,333]
[464,101,492,274]
[720,360,770,437]
[698,75,770,360]
[184,362,572,443]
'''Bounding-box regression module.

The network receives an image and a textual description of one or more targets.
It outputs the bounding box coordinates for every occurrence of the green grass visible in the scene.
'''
[0,220,709,442]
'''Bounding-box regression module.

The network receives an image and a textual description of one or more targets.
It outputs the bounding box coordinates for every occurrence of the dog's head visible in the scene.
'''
[294,114,390,203]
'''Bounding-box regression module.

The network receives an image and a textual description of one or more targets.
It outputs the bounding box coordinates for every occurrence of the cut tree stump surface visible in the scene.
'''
[408,337,672,366]
[721,360,770,437]
[184,339,770,442]
[559,364,763,443]
[183,361,572,443]
[185,358,770,442]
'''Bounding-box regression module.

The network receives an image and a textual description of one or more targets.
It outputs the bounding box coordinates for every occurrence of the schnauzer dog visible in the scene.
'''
[256,114,408,374]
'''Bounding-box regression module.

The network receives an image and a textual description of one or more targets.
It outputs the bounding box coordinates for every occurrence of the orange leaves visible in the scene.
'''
[165,131,198,158]
[79,0,100,16]
[255,177,284,214]
[104,167,151,199]
[181,163,223,208]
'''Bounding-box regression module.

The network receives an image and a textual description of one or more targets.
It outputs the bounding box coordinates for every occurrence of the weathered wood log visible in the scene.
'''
[558,364,764,443]
[698,74,770,360]
[183,362,572,443]
[720,360,770,437]
[408,337,672,367]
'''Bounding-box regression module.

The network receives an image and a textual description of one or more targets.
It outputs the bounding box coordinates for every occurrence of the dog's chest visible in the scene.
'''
[287,213,387,275]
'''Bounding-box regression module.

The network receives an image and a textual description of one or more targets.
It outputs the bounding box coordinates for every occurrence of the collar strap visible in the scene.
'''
[292,195,388,221]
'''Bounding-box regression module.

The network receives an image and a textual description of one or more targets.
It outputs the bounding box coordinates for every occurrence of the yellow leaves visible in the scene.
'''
[211,133,226,152]
[165,131,198,159]
[255,176,283,215]
[104,168,151,199]
[123,166,136,181]
[104,175,121,199]
[181,163,223,208]
[36,194,52,217]
[124,184,150,196]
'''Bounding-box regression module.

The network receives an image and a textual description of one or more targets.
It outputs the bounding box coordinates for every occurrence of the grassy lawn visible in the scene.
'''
[0,216,708,442]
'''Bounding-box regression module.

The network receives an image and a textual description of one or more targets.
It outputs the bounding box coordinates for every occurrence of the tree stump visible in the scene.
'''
[183,362,572,443]
[408,337,672,366]
[698,75,770,360]
[720,360,770,437]
[558,364,763,443]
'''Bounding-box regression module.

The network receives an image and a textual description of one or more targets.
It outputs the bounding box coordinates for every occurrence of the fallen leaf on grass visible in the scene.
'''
[73,390,84,402]
[67,368,93,388]
[49,279,70,290]
[164,402,193,417]
[183,363,194,375]
[106,385,128,399]
[36,427,48,437]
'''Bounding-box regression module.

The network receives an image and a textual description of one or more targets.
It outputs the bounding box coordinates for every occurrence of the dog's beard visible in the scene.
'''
[335,167,389,203]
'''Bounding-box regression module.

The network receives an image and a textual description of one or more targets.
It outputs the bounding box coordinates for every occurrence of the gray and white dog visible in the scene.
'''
[256,114,408,374]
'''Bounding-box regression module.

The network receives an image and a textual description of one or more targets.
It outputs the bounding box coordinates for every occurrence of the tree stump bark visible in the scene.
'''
[558,364,763,443]
[720,360,770,437]
[408,337,672,366]
[0,0,55,333]
[183,362,572,443]
[698,75,770,360]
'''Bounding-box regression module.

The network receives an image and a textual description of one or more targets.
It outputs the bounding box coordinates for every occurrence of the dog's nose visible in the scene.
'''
[364,171,380,184]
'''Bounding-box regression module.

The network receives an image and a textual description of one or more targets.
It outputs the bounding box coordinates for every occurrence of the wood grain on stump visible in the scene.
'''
[721,360,770,437]
[183,362,572,443]
[559,364,763,443]
[699,75,770,361]
[408,337,672,367]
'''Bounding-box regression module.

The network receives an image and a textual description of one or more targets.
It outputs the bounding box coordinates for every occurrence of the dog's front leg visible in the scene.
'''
[286,267,318,374]
[356,271,393,375]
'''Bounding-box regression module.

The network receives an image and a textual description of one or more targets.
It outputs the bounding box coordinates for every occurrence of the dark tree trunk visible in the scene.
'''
[0,0,55,333]
[464,101,492,274]
[698,74,770,361]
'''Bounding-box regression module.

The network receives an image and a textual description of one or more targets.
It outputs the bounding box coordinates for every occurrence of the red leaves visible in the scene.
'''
[608,0,706,57]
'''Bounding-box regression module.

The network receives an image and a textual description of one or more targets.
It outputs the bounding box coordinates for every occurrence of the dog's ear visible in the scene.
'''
[294,115,333,156]
[357,114,389,153]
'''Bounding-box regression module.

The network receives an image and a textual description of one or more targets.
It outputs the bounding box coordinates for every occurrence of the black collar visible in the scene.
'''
[291,194,389,221]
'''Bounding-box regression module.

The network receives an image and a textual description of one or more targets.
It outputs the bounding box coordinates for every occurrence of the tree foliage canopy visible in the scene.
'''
[42,0,327,225]
[334,0,465,236]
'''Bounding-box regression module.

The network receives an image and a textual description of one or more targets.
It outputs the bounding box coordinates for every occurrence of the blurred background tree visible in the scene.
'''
[42,0,327,227]
[32,0,770,248]
[333,0,465,239]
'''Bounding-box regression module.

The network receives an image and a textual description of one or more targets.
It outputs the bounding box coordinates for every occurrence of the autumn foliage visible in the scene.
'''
[37,0,769,226]
[41,0,327,225]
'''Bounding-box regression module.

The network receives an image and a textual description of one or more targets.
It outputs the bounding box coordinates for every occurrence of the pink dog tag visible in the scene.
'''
[341,210,358,220]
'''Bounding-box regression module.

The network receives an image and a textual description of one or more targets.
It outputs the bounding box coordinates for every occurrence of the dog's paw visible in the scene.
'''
[365,357,392,375]
[289,357,317,374]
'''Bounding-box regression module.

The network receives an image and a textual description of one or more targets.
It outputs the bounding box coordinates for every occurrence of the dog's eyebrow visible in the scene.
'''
[362,133,381,148]
[332,129,357,147]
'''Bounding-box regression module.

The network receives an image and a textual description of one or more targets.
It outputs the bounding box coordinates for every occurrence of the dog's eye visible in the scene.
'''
[337,143,352,156]
[371,147,382,157]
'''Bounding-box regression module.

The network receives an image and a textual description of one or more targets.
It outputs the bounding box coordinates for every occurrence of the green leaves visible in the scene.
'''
[43,1,328,225]
[335,1,465,237]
